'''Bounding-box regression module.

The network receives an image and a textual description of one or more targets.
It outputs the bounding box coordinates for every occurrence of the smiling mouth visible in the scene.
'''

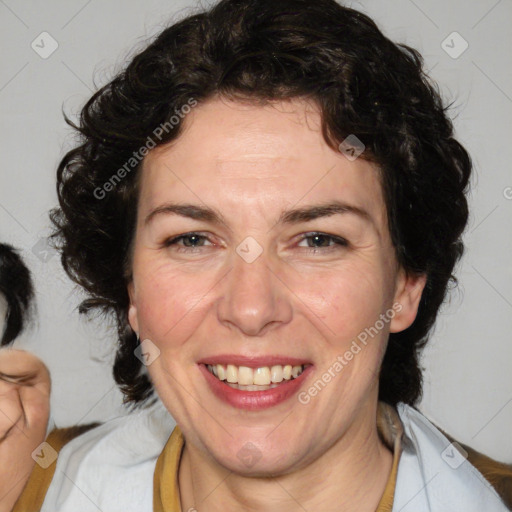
[205,363,310,391]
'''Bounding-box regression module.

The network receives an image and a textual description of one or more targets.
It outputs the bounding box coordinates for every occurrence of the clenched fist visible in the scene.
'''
[0,349,50,512]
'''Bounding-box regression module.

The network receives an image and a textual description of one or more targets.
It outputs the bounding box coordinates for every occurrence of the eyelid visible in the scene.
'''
[162,232,216,247]
[296,231,348,246]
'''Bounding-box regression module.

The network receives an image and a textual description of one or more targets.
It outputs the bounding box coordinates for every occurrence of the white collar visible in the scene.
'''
[394,403,508,511]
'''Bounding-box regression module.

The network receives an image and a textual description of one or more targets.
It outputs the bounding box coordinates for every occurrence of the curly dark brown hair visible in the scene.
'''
[50,0,471,408]
[0,243,34,346]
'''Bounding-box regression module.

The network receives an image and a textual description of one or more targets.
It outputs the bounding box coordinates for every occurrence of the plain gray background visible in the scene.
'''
[1,0,511,462]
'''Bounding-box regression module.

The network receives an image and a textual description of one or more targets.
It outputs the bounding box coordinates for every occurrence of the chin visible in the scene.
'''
[204,435,306,477]
[218,451,300,478]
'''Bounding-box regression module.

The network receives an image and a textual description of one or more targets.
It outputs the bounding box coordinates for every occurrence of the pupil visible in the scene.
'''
[185,235,200,247]
[312,235,328,247]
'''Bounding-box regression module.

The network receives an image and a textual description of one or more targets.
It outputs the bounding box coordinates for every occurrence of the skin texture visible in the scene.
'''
[0,348,50,512]
[128,97,426,512]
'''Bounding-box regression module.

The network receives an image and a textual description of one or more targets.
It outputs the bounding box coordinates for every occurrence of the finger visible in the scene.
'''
[0,349,51,394]
[0,349,51,440]
[0,383,23,441]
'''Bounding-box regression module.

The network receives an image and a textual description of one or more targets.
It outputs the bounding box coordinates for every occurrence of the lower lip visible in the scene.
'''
[199,364,313,411]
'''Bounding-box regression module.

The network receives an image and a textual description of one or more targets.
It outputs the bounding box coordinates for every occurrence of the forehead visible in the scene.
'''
[139,97,386,227]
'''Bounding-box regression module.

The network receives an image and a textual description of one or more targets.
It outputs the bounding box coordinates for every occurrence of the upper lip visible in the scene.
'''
[197,354,312,368]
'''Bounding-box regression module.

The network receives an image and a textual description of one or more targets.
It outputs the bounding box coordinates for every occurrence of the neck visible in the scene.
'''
[178,400,393,512]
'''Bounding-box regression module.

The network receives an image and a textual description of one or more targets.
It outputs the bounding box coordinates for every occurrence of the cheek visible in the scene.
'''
[292,261,389,340]
[135,267,213,344]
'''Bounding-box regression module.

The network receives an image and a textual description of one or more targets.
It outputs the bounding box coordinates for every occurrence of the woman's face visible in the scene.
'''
[128,97,425,474]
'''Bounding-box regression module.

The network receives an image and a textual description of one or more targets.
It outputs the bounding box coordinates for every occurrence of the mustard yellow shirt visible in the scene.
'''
[153,402,403,511]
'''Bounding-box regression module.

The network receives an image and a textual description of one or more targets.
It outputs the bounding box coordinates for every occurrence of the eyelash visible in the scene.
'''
[162,232,348,254]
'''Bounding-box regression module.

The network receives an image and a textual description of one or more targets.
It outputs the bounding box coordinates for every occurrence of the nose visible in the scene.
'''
[216,249,293,337]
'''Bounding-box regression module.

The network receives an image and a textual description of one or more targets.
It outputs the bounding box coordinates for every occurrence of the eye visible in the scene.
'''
[296,232,348,252]
[162,232,214,252]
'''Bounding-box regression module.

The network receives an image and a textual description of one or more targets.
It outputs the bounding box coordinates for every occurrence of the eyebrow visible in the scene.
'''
[144,201,373,228]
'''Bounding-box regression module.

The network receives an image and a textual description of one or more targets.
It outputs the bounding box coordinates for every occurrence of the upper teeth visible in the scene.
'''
[207,364,305,386]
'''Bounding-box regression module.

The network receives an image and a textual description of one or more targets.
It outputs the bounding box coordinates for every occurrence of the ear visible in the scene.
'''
[389,268,427,333]
[127,282,139,336]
